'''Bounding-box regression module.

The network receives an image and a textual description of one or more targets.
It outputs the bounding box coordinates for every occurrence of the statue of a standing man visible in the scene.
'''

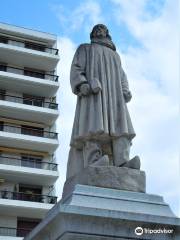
[66,24,140,179]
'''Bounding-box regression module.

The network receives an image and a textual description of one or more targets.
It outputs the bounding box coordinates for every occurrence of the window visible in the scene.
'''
[17,218,40,237]
[0,151,2,164]
[21,125,44,137]
[0,36,8,44]
[21,154,43,169]
[25,41,46,52]
[24,67,45,79]
[0,90,6,100]
[0,121,4,131]
[23,94,44,107]
[19,184,42,195]
[0,64,7,72]
[18,184,42,202]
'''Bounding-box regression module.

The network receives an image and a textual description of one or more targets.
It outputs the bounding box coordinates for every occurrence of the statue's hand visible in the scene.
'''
[79,83,91,96]
[123,90,132,103]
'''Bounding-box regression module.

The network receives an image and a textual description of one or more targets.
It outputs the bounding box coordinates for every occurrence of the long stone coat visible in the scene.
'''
[70,40,135,149]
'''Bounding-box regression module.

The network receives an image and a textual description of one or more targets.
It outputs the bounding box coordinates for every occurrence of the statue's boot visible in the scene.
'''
[120,155,140,170]
[91,155,109,166]
[113,137,131,167]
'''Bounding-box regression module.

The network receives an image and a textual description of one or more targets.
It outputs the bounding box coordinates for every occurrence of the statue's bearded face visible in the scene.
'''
[90,24,110,39]
[93,25,107,38]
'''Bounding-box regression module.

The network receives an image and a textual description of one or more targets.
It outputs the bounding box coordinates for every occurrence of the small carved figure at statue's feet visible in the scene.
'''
[90,155,109,166]
[83,141,110,167]
[120,156,140,170]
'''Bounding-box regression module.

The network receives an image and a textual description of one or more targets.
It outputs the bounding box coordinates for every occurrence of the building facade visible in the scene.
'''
[0,22,59,239]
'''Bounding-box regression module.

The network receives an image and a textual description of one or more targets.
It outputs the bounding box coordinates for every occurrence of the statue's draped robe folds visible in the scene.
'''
[70,41,135,150]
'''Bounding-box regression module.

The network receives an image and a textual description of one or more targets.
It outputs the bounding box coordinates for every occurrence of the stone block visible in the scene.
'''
[62,166,146,199]
[24,185,180,240]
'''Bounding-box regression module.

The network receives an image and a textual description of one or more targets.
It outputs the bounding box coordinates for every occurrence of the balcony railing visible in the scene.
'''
[0,64,59,81]
[0,34,59,55]
[0,155,57,171]
[0,94,58,109]
[0,190,57,204]
[0,124,58,139]
[0,226,31,237]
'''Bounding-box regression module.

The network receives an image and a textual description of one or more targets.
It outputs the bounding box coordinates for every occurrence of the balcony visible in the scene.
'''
[0,156,58,185]
[0,192,57,219]
[0,155,57,170]
[0,124,57,138]
[0,124,58,153]
[0,190,57,218]
[0,94,59,124]
[0,64,59,97]
[0,94,58,109]
[0,190,57,204]
[0,36,58,55]
[0,36,59,71]
[0,227,30,238]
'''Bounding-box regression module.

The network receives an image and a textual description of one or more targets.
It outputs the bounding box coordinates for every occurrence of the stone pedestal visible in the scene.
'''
[63,166,146,198]
[24,185,180,240]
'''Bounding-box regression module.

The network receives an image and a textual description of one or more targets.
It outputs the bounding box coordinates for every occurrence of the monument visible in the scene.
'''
[63,23,145,196]
[24,24,180,240]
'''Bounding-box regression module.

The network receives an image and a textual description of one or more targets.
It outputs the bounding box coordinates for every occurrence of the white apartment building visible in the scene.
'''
[0,22,59,239]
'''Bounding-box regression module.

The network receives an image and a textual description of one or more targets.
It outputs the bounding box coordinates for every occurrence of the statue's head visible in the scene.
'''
[90,24,112,40]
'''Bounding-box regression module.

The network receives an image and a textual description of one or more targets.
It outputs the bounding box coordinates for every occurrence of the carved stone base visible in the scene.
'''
[24,185,180,240]
[62,166,146,199]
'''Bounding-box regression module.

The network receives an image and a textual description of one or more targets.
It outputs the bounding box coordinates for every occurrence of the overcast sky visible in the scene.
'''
[0,0,179,216]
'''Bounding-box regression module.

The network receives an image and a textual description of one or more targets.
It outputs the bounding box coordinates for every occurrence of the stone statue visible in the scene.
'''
[66,24,140,180]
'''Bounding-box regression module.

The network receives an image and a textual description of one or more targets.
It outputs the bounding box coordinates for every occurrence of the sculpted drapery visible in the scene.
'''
[66,24,140,179]
[70,41,135,149]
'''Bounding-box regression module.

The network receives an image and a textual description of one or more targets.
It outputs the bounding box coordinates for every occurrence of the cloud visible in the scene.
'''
[112,0,178,98]
[55,37,77,197]
[112,0,179,214]
[52,0,104,36]
[53,0,179,216]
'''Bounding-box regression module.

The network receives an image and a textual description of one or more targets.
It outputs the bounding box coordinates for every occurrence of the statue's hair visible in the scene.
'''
[90,24,112,40]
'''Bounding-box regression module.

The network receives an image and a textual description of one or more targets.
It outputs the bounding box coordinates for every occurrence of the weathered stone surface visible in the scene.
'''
[66,24,139,180]
[63,166,146,199]
[24,185,180,240]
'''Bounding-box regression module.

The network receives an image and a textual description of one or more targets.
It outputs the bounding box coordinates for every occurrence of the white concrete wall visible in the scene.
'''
[7,65,23,75]
[0,22,59,240]
[0,215,17,228]
[1,152,53,166]
[1,118,52,137]
[0,182,14,192]
[0,216,21,239]
[5,90,50,104]
[5,91,22,104]
[0,152,21,165]
[0,237,23,240]
[0,181,53,198]
[42,186,50,195]
[8,40,24,48]
[0,22,57,44]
